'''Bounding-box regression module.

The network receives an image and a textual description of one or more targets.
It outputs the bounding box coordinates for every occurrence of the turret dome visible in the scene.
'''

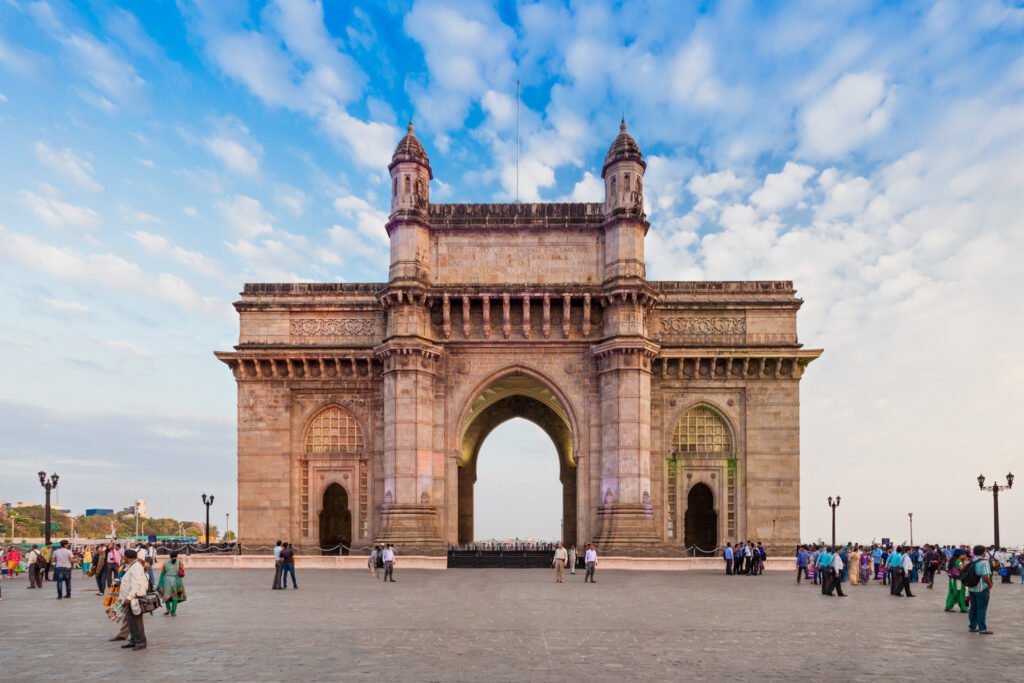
[389,122,432,177]
[601,118,645,177]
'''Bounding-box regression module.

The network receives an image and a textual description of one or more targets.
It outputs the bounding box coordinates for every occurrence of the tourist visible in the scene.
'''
[118,549,148,650]
[280,542,297,589]
[41,542,53,582]
[817,546,833,595]
[888,547,904,595]
[568,545,577,575]
[584,543,598,583]
[53,540,73,599]
[732,543,743,576]
[966,544,993,634]
[368,545,378,578]
[859,548,872,585]
[899,548,915,597]
[552,542,568,583]
[107,543,123,590]
[944,550,968,613]
[828,547,846,597]
[25,545,41,589]
[848,546,860,586]
[923,545,941,588]
[382,544,396,583]
[756,542,766,575]
[91,545,108,595]
[272,540,283,590]
[724,542,734,575]
[5,545,21,579]
[158,551,186,617]
[143,544,157,587]
[82,547,92,576]
[795,545,809,584]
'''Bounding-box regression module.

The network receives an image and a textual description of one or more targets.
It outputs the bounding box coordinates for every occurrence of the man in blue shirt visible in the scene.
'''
[888,546,905,596]
[724,543,733,575]
[817,546,833,595]
[796,546,810,584]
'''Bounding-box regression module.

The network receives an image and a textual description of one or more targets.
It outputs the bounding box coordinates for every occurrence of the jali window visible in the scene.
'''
[305,406,363,454]
[672,405,731,454]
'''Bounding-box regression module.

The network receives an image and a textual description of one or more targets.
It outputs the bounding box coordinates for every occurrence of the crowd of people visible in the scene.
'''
[789,542,1020,635]
[0,540,188,651]
[722,541,769,575]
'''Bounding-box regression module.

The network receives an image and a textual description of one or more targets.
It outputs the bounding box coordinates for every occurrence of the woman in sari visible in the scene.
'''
[860,549,872,584]
[944,550,968,613]
[158,551,186,616]
[6,546,21,577]
[849,548,860,585]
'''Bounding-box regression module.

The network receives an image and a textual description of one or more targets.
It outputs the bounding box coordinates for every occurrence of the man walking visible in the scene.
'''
[271,540,283,589]
[584,544,598,583]
[53,540,73,599]
[24,545,41,589]
[796,545,809,584]
[552,542,567,583]
[828,547,846,597]
[119,549,148,650]
[967,544,994,634]
[900,548,915,597]
[382,544,396,582]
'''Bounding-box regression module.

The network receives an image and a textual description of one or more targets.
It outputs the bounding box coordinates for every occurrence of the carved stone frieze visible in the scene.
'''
[290,318,376,337]
[658,316,746,337]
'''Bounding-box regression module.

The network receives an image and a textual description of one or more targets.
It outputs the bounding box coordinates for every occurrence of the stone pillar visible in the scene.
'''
[592,340,661,549]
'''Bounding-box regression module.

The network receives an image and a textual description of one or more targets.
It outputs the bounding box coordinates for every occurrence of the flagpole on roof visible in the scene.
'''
[516,79,520,204]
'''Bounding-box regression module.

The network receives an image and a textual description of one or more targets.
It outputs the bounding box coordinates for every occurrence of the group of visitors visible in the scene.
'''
[367,544,398,582]
[793,542,1009,635]
[551,542,598,583]
[722,541,767,575]
[272,540,298,589]
[0,539,188,651]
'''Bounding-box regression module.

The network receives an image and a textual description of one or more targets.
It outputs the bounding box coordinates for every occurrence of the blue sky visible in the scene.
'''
[1,0,1023,544]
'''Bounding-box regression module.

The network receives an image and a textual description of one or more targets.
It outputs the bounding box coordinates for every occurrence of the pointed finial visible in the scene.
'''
[407,121,414,135]
[620,116,627,133]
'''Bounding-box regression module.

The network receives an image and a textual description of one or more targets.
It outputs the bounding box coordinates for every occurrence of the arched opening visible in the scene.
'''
[684,483,717,553]
[319,483,352,556]
[457,372,576,547]
[473,419,561,541]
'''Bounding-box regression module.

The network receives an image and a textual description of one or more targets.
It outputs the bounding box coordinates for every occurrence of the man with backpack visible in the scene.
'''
[961,545,994,635]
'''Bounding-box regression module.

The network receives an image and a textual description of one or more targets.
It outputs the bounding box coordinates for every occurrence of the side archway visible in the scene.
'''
[319,482,352,555]
[684,483,717,552]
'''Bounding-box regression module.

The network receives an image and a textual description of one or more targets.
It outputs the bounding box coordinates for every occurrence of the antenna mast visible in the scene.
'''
[516,79,520,203]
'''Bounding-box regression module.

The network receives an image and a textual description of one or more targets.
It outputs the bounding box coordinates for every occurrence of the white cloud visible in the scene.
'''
[749,162,816,213]
[0,227,230,319]
[205,136,261,176]
[274,184,309,217]
[566,171,602,202]
[22,191,100,230]
[217,195,274,238]
[688,170,745,198]
[800,72,893,158]
[99,339,150,359]
[42,297,90,315]
[60,33,145,108]
[130,230,226,280]
[333,195,388,244]
[34,142,103,191]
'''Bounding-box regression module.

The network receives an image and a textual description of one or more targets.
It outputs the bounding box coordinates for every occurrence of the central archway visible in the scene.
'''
[319,483,352,555]
[684,483,717,552]
[457,370,577,547]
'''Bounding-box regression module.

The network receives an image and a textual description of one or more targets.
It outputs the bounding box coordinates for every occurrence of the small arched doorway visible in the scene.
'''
[684,483,717,554]
[319,483,352,556]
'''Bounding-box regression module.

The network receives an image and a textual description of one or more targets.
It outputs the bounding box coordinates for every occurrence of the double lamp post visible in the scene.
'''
[978,472,1013,548]
[38,471,59,546]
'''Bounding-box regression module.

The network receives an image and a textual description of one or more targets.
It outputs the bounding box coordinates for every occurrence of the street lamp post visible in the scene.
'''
[827,495,841,548]
[201,493,215,547]
[38,471,59,546]
[9,512,16,539]
[908,512,913,546]
[977,472,1014,548]
[225,512,230,542]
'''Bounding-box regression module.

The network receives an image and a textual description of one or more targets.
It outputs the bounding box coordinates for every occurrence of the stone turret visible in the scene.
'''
[386,122,432,284]
[601,119,648,283]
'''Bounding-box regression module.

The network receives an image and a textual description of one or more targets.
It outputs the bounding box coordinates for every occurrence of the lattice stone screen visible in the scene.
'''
[672,406,731,454]
[305,406,364,454]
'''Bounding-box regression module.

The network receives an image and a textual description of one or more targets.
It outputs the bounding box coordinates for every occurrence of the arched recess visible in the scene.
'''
[684,483,717,551]
[667,403,736,546]
[319,483,352,555]
[301,405,364,544]
[456,368,578,546]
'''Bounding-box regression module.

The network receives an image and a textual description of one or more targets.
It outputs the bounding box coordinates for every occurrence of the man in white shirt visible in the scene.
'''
[584,544,598,583]
[828,547,846,597]
[382,544,396,583]
[119,549,149,650]
[25,545,41,589]
[900,550,916,597]
[272,540,283,590]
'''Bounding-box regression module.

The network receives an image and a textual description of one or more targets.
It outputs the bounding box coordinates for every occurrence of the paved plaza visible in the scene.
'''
[2,568,1021,681]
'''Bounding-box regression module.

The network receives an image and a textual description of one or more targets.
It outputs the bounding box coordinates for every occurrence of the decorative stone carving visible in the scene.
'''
[658,316,745,337]
[290,319,376,337]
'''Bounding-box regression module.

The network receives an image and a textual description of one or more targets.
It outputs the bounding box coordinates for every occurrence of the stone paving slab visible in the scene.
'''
[1,569,1020,681]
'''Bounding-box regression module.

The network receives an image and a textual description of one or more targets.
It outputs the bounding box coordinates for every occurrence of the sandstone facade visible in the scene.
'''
[216,122,822,555]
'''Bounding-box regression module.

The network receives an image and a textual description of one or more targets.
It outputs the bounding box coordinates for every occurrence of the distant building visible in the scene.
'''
[120,499,150,519]
[85,508,114,517]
